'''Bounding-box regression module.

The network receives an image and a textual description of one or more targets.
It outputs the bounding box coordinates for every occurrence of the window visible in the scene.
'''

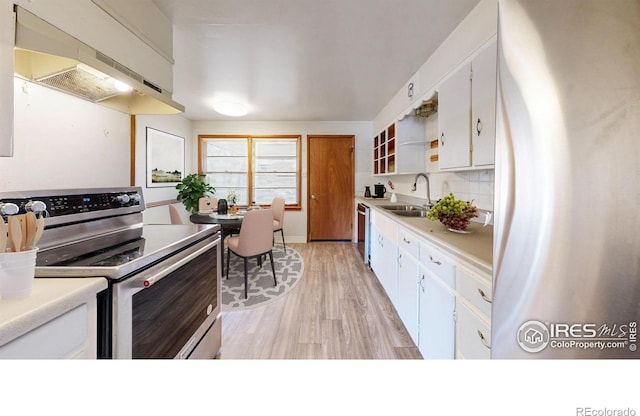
[198,135,301,209]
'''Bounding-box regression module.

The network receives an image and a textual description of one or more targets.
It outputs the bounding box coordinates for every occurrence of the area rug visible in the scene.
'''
[222,245,304,310]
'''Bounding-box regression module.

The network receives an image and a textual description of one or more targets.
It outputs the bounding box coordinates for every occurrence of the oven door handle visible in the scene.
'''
[140,236,221,289]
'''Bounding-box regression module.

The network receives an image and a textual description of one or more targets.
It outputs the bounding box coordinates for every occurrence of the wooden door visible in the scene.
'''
[307,135,354,240]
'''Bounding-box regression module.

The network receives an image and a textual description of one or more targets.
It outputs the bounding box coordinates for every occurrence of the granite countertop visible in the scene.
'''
[0,277,107,346]
[357,197,493,276]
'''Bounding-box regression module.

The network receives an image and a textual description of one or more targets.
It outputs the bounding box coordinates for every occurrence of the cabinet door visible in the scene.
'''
[438,62,471,169]
[418,271,455,359]
[369,226,383,283]
[397,249,419,344]
[380,235,398,305]
[471,42,497,167]
[455,300,491,359]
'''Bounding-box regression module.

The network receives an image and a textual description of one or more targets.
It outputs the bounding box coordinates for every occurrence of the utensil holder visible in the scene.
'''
[0,248,38,300]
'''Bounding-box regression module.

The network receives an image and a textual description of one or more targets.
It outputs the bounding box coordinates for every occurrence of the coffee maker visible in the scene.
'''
[373,183,386,198]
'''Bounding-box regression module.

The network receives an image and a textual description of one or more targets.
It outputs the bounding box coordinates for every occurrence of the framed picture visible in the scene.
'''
[146,127,185,188]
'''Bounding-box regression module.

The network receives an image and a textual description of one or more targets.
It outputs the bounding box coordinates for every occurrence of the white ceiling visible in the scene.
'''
[153,0,481,121]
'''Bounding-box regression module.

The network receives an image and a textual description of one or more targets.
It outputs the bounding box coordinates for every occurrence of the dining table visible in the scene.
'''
[189,211,245,272]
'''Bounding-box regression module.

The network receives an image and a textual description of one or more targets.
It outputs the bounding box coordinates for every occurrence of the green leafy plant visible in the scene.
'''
[176,173,215,214]
[427,193,478,231]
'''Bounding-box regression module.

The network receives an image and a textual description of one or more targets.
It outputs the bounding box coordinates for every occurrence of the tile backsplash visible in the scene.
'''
[376,169,495,212]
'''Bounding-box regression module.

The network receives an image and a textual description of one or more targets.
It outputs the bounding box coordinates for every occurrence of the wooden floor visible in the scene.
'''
[219,242,422,359]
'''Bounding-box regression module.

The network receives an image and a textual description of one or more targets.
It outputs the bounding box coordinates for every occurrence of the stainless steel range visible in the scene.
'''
[0,187,222,359]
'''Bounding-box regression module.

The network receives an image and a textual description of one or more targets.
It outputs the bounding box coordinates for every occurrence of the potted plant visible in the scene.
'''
[427,193,478,232]
[176,173,215,214]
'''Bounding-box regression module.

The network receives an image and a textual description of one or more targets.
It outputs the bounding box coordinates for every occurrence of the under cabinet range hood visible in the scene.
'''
[13,6,184,115]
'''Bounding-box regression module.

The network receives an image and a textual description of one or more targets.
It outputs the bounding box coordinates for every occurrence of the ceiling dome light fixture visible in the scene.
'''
[213,100,248,117]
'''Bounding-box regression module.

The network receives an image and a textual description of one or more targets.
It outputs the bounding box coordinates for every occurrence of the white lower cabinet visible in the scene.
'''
[370,211,398,305]
[418,270,455,359]
[0,302,96,359]
[455,299,492,359]
[455,266,493,359]
[368,213,493,360]
[397,240,420,344]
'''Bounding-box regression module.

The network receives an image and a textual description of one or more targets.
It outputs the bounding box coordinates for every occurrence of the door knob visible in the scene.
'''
[310,195,317,200]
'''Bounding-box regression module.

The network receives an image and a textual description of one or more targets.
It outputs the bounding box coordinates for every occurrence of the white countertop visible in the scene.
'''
[0,277,107,347]
[357,197,493,276]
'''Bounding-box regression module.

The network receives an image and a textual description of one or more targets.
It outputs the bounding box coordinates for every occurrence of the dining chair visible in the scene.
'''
[271,197,286,252]
[226,209,277,299]
[169,204,184,224]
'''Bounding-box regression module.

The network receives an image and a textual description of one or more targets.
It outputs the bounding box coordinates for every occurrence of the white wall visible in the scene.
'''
[193,120,373,242]
[1,78,130,191]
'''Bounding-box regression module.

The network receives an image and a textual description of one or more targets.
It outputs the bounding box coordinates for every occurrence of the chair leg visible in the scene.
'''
[243,257,249,299]
[268,250,277,286]
[280,229,286,252]
[226,247,231,279]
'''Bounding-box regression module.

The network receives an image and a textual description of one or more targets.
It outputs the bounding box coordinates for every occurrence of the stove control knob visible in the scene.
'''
[25,200,47,214]
[116,194,131,204]
[130,193,142,204]
[0,202,19,216]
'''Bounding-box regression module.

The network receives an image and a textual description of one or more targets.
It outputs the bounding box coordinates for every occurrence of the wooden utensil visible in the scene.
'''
[8,216,22,252]
[25,212,37,250]
[18,214,27,251]
[0,219,7,253]
[32,215,45,249]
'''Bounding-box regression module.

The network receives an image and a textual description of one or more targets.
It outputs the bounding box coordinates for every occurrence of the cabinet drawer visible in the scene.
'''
[456,300,491,359]
[457,267,492,319]
[419,241,455,289]
[371,211,397,243]
[397,228,419,259]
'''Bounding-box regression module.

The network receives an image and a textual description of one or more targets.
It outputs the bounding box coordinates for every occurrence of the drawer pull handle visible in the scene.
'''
[403,237,411,244]
[419,275,426,292]
[477,330,491,350]
[478,288,492,304]
[429,255,441,265]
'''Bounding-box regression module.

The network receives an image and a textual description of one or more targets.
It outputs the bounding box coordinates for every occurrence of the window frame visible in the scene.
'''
[198,134,302,210]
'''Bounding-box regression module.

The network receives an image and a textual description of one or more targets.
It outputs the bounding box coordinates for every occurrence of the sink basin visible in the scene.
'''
[381,205,425,212]
[393,210,429,217]
[380,204,429,217]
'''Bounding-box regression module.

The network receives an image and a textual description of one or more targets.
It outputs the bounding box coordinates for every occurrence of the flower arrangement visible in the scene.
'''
[226,190,239,205]
[427,193,478,231]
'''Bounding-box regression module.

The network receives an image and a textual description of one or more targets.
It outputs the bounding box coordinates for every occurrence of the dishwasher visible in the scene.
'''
[356,203,370,266]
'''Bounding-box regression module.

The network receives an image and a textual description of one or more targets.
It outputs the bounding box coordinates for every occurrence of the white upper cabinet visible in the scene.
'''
[470,41,497,167]
[438,61,472,169]
[373,116,427,176]
[437,41,497,170]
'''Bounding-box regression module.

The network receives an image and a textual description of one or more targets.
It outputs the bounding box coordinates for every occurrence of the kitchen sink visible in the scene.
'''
[393,210,429,217]
[380,204,429,217]
[381,204,425,211]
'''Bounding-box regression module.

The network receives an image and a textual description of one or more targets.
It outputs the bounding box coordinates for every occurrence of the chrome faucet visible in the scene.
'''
[412,173,432,209]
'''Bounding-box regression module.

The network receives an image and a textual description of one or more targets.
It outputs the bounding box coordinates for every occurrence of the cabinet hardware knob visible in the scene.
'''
[310,194,317,200]
[478,288,492,303]
[429,255,442,265]
[477,330,491,349]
